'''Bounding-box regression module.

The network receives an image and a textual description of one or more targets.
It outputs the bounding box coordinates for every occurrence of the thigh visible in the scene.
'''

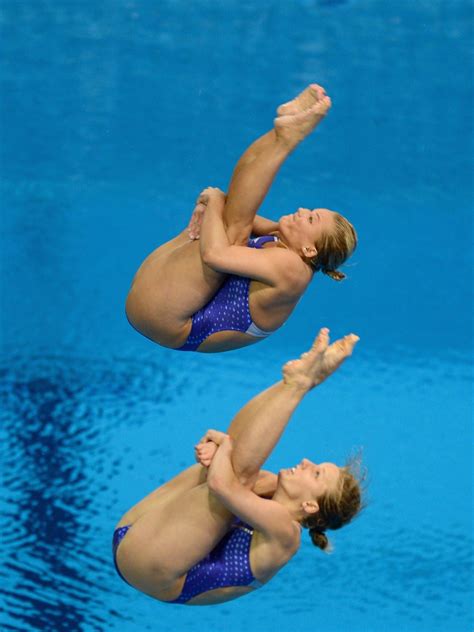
[116,464,208,527]
[125,237,226,346]
[129,229,189,286]
[116,483,234,592]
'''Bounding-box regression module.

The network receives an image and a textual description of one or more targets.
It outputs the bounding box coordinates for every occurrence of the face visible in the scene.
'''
[278,208,337,257]
[279,458,341,501]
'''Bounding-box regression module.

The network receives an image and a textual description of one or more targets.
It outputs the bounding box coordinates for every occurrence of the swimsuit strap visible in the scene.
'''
[233,518,254,534]
[249,235,278,249]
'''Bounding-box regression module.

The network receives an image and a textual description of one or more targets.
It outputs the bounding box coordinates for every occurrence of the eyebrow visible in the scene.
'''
[320,464,330,482]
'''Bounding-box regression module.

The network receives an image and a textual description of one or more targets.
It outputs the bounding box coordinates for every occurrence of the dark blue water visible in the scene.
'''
[1,1,472,630]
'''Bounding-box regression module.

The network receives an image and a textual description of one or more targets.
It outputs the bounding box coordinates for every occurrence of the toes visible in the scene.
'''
[277,101,293,116]
[344,334,360,352]
[309,98,331,115]
[276,84,328,117]
[332,334,359,355]
[311,327,330,353]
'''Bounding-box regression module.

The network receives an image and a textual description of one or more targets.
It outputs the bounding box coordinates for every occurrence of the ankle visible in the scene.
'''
[273,127,301,153]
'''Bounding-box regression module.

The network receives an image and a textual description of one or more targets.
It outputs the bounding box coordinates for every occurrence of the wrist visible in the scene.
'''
[208,195,225,210]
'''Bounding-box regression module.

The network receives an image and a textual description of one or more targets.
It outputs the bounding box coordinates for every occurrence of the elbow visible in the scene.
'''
[207,474,222,495]
[208,475,235,500]
[200,246,218,268]
[201,246,226,269]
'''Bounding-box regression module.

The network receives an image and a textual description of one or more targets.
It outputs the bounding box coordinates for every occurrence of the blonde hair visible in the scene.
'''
[302,453,366,552]
[310,214,357,281]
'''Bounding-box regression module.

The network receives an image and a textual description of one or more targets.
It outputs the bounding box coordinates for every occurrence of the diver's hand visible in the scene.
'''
[194,429,227,467]
[207,434,233,480]
[194,440,217,467]
[282,327,359,391]
[198,187,226,207]
[188,188,226,240]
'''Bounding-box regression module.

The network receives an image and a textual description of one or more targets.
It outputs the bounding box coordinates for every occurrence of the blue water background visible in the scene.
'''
[1,1,472,630]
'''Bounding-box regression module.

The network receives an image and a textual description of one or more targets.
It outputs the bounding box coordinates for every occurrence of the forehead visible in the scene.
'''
[312,208,336,219]
[321,462,341,486]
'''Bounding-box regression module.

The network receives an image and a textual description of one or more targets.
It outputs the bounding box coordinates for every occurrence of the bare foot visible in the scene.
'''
[277,83,326,116]
[282,327,359,391]
[274,85,331,148]
[187,199,206,240]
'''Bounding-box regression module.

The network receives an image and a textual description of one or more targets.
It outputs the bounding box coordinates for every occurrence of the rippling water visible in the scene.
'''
[1,0,472,630]
[1,348,471,631]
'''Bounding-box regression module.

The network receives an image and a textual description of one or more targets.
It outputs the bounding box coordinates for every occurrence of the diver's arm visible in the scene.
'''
[252,215,279,236]
[199,188,300,287]
[195,431,278,497]
[199,187,231,254]
[207,437,296,544]
[201,222,302,288]
[252,469,278,498]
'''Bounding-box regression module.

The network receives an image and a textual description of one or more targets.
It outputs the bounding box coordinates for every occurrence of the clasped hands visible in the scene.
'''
[194,428,230,468]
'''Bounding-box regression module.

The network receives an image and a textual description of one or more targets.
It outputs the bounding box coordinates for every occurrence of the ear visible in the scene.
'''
[302,245,317,259]
[302,500,319,515]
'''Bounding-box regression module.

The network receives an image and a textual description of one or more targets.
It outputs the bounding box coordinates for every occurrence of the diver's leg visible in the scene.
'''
[226,329,357,484]
[126,231,228,346]
[222,130,289,245]
[222,85,331,245]
[116,463,276,528]
[116,467,273,592]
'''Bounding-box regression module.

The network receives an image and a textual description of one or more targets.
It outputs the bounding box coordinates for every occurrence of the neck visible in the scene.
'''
[271,488,305,523]
[272,230,287,247]
[272,232,316,274]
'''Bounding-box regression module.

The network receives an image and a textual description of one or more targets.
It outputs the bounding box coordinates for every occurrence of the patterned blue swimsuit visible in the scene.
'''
[112,519,263,604]
[177,235,278,351]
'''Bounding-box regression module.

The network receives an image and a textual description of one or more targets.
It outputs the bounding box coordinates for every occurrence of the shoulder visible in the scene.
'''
[253,520,301,571]
[268,247,312,293]
[254,501,301,550]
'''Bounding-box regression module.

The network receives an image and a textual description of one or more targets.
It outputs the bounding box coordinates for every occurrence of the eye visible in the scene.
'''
[309,216,313,224]
[315,470,320,478]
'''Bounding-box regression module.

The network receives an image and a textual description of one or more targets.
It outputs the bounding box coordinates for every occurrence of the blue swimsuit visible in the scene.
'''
[177,235,278,351]
[112,519,263,604]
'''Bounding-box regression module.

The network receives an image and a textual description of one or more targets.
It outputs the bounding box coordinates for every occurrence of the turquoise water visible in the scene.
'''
[1,1,472,630]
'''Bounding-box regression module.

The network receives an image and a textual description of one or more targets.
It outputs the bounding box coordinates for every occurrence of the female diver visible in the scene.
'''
[113,328,363,605]
[125,84,357,352]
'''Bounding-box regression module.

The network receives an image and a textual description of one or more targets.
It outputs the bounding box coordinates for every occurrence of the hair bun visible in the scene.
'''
[309,527,331,552]
[323,269,346,282]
